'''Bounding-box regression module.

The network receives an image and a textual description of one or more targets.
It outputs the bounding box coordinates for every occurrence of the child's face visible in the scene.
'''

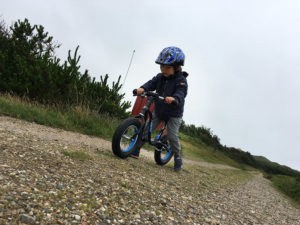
[160,64,175,77]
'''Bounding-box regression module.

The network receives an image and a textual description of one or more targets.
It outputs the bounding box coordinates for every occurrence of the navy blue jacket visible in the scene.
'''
[141,71,188,121]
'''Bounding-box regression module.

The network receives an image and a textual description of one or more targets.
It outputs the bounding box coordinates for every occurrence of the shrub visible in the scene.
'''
[0,18,130,118]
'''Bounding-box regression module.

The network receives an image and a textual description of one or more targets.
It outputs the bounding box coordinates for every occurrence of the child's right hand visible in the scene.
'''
[136,88,145,95]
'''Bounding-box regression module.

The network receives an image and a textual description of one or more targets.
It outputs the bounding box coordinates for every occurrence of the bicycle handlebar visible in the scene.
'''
[133,89,178,107]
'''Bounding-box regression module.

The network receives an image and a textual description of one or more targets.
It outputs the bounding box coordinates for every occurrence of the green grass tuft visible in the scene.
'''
[63,150,93,161]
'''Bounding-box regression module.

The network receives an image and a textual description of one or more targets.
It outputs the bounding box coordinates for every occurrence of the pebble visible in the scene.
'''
[74,215,81,220]
[19,214,36,224]
[134,214,141,219]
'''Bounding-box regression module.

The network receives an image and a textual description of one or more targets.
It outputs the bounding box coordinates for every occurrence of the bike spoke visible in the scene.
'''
[119,125,139,153]
[122,134,131,140]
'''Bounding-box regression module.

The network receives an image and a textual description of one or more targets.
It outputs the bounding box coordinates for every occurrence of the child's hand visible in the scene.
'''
[136,88,145,95]
[165,96,175,104]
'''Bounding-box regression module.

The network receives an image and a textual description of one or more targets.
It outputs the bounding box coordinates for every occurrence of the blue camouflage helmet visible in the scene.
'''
[155,46,185,66]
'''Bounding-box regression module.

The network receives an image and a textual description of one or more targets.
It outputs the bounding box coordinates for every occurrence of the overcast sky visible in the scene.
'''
[2,0,300,171]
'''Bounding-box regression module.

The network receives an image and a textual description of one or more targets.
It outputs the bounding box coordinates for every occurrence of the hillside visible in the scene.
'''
[0,116,299,224]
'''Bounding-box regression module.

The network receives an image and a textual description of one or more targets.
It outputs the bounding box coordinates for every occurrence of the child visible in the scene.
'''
[132,46,188,172]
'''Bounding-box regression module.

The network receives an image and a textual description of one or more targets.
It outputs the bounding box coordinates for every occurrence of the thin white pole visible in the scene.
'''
[122,50,135,88]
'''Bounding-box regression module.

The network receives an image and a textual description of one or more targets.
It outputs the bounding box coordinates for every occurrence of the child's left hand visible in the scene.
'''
[165,96,175,104]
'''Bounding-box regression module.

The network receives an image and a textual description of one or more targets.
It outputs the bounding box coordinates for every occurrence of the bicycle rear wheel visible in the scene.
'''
[154,136,174,165]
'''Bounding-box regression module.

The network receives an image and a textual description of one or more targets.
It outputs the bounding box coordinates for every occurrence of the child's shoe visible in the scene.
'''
[174,157,182,172]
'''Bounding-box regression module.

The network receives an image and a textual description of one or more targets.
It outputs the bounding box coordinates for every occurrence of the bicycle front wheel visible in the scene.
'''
[112,118,142,158]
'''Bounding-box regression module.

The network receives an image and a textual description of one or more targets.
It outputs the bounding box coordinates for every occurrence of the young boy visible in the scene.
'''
[132,46,188,172]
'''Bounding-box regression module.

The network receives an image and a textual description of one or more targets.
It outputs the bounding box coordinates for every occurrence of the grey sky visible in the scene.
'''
[2,0,300,171]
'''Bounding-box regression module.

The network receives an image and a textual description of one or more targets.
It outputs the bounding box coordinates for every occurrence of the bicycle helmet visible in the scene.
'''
[155,46,185,66]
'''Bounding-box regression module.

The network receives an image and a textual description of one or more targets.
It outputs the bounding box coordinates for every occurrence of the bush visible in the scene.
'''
[0,18,130,118]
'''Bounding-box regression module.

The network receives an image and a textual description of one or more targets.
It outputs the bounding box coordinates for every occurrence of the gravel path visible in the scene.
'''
[0,116,299,225]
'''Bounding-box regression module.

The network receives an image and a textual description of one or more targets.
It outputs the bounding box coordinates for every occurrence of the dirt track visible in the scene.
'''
[0,116,299,224]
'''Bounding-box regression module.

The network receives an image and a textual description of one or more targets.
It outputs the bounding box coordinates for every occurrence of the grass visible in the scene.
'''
[0,94,119,139]
[62,150,93,161]
[180,133,245,169]
[269,174,300,207]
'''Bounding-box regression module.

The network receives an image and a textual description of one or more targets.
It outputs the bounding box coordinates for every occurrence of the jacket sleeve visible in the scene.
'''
[140,74,161,92]
[173,76,188,105]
